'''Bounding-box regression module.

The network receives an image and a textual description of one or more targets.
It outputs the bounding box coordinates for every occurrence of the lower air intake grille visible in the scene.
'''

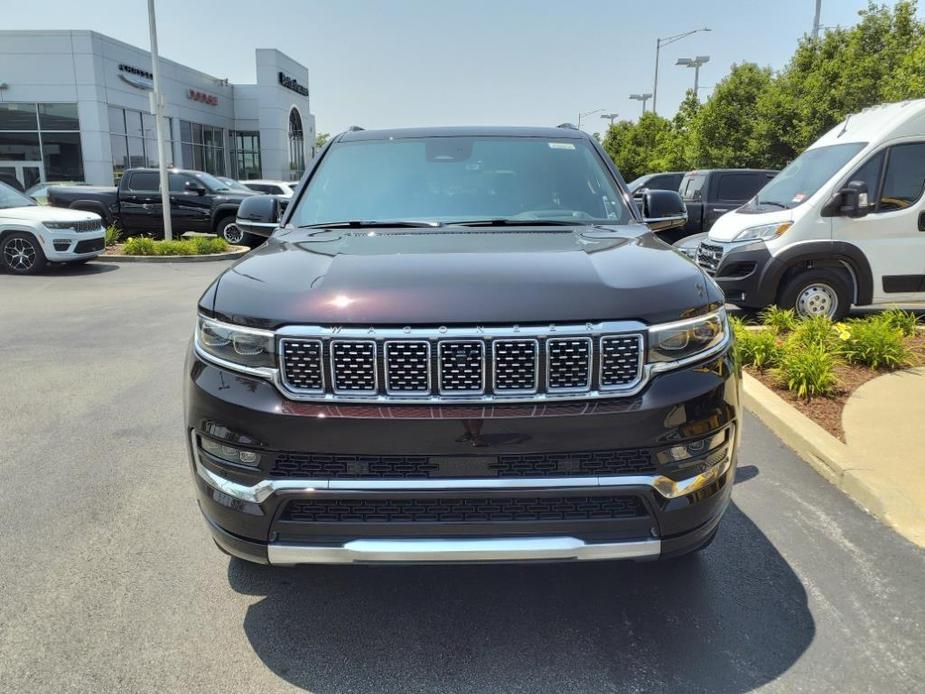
[282,495,646,523]
[74,237,104,253]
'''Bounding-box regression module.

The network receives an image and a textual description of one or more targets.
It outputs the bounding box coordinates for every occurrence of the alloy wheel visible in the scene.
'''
[3,238,37,272]
[222,223,244,245]
[796,282,838,319]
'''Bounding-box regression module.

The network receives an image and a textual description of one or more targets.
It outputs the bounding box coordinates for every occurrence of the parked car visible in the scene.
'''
[686,99,925,320]
[673,169,778,244]
[188,125,740,567]
[25,181,90,205]
[0,181,105,274]
[627,171,684,194]
[47,168,259,245]
[240,179,299,197]
[215,176,254,193]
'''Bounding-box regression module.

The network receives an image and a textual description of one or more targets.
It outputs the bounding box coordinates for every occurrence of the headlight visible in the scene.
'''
[43,221,76,230]
[648,309,728,369]
[196,316,276,370]
[732,222,792,242]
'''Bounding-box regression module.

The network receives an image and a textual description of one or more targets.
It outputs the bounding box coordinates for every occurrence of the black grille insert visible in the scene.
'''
[282,495,646,523]
[330,341,377,393]
[384,341,430,394]
[438,340,484,393]
[492,339,538,392]
[547,338,592,391]
[281,339,324,391]
[600,336,641,388]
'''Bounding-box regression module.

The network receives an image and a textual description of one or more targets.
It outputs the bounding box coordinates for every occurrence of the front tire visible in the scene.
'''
[217,216,250,246]
[778,269,851,321]
[1,233,47,275]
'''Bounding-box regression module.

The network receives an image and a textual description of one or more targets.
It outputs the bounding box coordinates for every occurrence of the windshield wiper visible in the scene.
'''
[755,199,788,209]
[298,220,443,229]
[451,218,588,227]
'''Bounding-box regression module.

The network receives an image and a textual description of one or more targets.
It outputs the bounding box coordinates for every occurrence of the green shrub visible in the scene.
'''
[121,236,229,256]
[760,306,797,333]
[775,341,839,399]
[104,224,121,247]
[788,315,837,350]
[840,315,914,370]
[881,308,919,338]
[737,329,782,370]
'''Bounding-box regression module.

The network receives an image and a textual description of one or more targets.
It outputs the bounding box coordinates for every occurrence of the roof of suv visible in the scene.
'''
[339,126,589,142]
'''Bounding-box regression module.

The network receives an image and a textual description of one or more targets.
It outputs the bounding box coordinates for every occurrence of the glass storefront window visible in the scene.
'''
[0,103,38,130]
[0,132,41,160]
[231,130,261,179]
[288,108,305,177]
[109,107,176,181]
[38,103,80,131]
[111,134,129,179]
[179,120,225,175]
[41,132,84,181]
[109,106,126,134]
[127,137,145,169]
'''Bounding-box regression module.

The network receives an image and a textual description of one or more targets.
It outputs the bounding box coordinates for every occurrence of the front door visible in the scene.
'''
[0,161,44,191]
[834,141,925,305]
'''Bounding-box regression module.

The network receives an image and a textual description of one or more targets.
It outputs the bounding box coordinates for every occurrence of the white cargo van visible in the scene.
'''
[681,99,925,319]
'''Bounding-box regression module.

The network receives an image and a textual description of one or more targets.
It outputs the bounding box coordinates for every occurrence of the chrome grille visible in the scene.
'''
[438,341,484,394]
[547,338,592,391]
[697,242,723,274]
[281,339,324,391]
[275,325,647,403]
[492,339,538,392]
[330,341,377,393]
[384,341,431,394]
[600,336,642,388]
[74,219,103,233]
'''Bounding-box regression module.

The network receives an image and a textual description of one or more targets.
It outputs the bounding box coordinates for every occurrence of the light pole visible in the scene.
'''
[577,108,605,130]
[600,113,619,127]
[676,56,710,95]
[147,0,172,240]
[812,0,823,38]
[629,93,653,116]
[652,27,710,115]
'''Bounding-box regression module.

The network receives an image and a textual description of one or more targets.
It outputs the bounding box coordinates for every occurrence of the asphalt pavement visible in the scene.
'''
[1,260,924,694]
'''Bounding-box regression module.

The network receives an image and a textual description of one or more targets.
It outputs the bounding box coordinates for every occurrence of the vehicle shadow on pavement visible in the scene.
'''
[228,502,813,693]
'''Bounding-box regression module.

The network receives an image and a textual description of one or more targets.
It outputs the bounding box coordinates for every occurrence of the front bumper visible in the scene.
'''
[186,347,740,565]
[697,240,775,308]
[36,228,106,262]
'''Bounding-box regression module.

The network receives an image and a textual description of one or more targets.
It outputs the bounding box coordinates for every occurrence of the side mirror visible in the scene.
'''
[236,195,281,237]
[640,189,688,232]
[186,181,207,196]
[821,180,869,218]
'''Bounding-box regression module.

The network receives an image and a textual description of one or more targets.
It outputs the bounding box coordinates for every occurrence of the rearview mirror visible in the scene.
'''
[236,195,281,237]
[821,180,869,218]
[639,189,688,232]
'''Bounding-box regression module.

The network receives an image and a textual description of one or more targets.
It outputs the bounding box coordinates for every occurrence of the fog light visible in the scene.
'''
[200,436,261,467]
[651,425,735,499]
[53,240,71,251]
[655,429,727,465]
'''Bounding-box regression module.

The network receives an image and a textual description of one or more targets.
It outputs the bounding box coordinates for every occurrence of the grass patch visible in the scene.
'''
[122,236,229,256]
[881,308,919,337]
[774,341,840,399]
[840,315,914,370]
[759,306,798,333]
[104,224,121,247]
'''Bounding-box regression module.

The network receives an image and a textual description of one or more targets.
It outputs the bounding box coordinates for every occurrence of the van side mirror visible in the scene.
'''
[821,180,870,218]
[640,189,688,232]
[236,195,281,237]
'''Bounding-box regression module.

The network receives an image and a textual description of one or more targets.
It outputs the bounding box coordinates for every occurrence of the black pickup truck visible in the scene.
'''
[671,169,778,244]
[187,125,740,568]
[48,168,258,244]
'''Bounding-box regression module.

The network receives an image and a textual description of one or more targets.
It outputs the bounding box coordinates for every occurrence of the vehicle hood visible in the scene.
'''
[707,208,794,242]
[208,226,720,329]
[0,206,100,223]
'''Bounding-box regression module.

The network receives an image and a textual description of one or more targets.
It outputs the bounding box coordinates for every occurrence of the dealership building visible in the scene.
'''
[0,30,316,188]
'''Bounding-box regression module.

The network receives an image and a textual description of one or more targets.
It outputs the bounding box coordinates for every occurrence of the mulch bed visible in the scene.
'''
[748,333,925,442]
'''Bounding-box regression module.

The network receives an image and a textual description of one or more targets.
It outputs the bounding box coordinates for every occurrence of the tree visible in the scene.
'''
[315,132,330,149]
[602,113,672,182]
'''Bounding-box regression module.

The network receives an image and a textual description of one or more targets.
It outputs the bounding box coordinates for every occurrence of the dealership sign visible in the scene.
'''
[118,63,153,90]
[187,89,219,106]
[278,71,309,96]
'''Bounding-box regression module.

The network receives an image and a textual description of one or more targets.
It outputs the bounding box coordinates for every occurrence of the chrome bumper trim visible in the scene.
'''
[266,536,661,565]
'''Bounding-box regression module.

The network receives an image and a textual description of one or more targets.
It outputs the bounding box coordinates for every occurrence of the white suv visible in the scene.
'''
[0,182,105,274]
[680,99,925,319]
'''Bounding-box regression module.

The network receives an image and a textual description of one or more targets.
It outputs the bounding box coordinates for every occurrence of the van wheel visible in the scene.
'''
[779,269,850,321]
[1,233,47,274]
[217,216,249,246]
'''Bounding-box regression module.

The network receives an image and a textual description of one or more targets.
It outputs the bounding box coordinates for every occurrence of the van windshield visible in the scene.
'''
[743,142,866,211]
[290,136,633,227]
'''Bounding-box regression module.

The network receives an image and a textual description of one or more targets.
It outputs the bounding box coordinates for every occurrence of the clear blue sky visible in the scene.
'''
[7,0,918,135]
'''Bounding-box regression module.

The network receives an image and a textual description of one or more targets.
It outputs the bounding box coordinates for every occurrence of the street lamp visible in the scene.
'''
[600,113,619,127]
[676,56,710,95]
[577,108,605,130]
[629,93,653,116]
[652,27,710,115]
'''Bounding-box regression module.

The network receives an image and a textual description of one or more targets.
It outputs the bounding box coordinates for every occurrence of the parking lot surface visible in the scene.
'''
[1,261,924,694]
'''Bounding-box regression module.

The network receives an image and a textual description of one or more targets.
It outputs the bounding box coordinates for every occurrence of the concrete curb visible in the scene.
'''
[93,245,249,263]
[741,372,920,546]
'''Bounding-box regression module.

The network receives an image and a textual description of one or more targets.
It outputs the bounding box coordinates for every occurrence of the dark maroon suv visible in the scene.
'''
[185,125,739,566]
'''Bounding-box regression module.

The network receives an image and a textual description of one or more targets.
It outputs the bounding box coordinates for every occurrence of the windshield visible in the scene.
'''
[290,136,633,227]
[743,142,866,211]
[0,181,36,209]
